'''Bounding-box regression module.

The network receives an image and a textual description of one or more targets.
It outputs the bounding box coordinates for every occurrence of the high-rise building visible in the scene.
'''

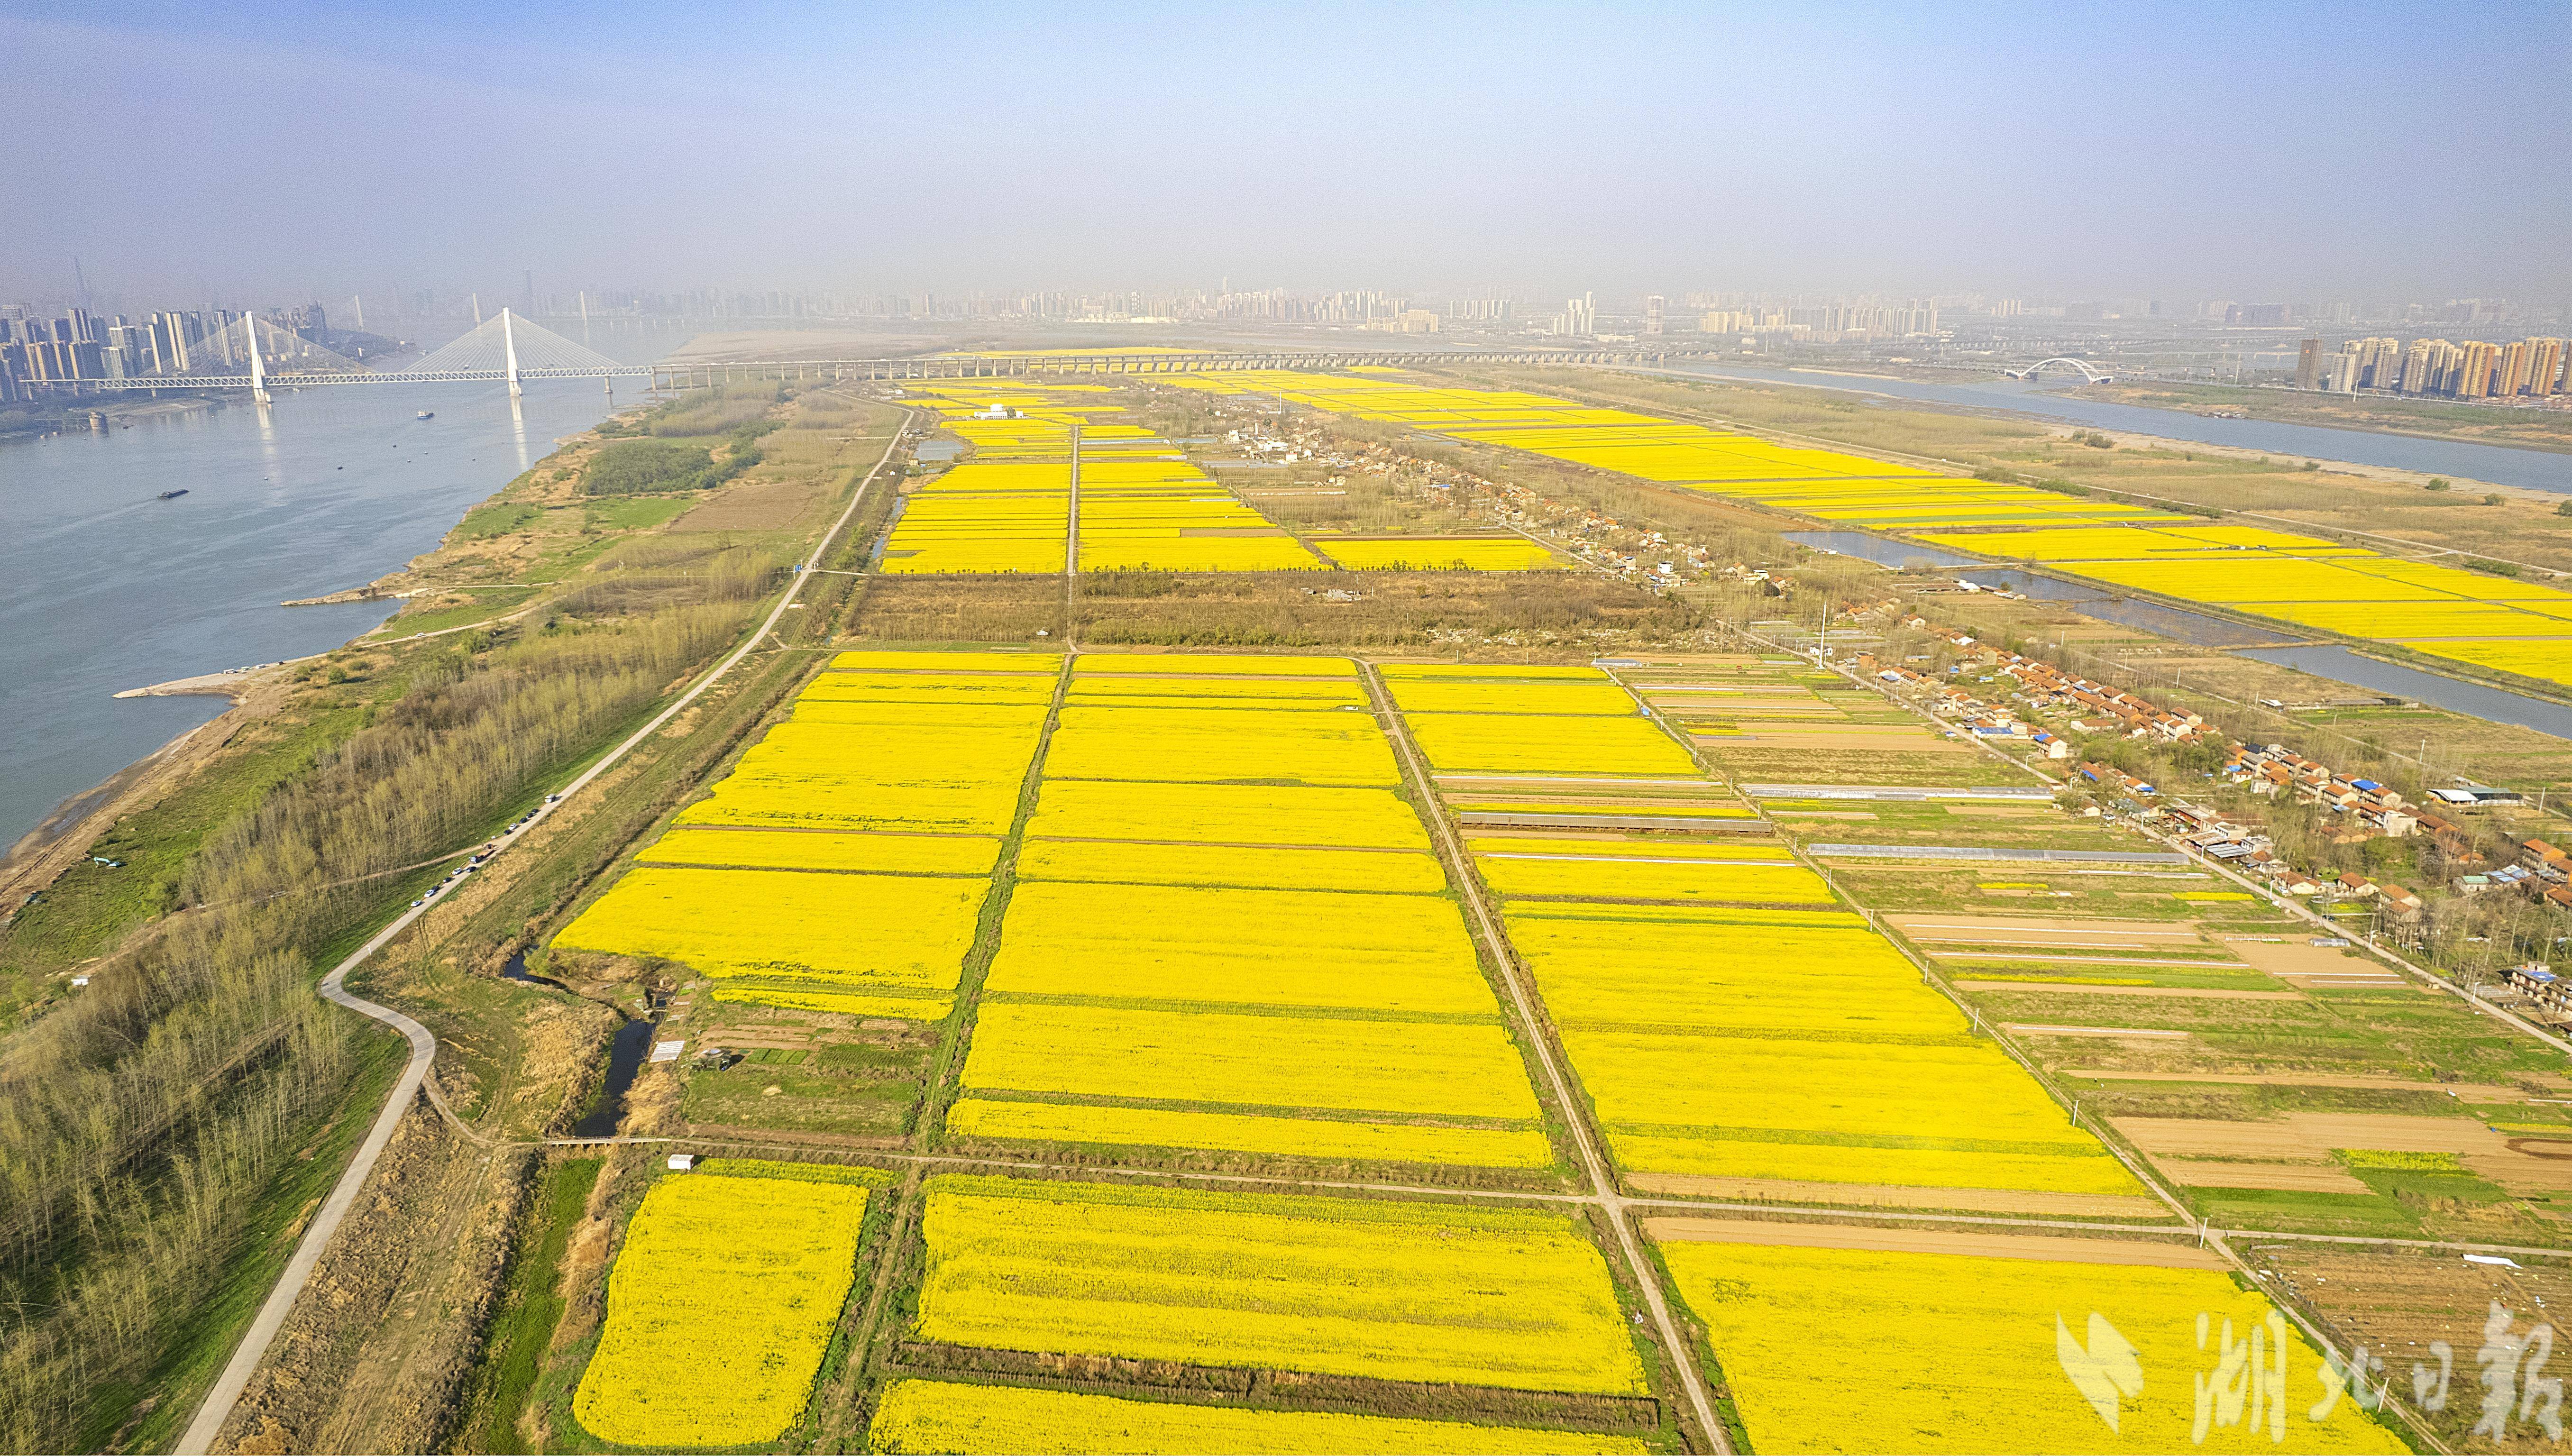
[2398,339,2441,394]
[1560,292,1595,336]
[2296,338,2322,390]
[2498,340,2534,397]
[2529,339,2566,396]
[2454,340,2500,398]
[2350,337,2403,388]
[1644,295,1664,336]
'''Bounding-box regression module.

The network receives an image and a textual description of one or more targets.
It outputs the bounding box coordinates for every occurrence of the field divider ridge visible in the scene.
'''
[1611,650,2459,1453]
[915,650,1077,1146]
[1764,616,2572,1058]
[1357,659,1732,1455]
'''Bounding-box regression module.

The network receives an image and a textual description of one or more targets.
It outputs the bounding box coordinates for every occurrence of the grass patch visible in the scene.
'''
[467,1155,604,1455]
[380,588,540,638]
[458,503,544,540]
[585,497,696,531]
[0,683,397,996]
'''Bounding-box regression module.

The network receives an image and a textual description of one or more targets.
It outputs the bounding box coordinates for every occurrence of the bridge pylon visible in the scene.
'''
[246,316,271,404]
[501,308,523,396]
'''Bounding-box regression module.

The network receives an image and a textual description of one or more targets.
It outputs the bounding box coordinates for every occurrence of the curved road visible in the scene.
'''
[175,407,913,1455]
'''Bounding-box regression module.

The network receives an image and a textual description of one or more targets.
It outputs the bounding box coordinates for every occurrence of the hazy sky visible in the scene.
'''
[8,1,2567,307]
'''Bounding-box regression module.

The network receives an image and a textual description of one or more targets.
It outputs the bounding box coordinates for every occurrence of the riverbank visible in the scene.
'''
[0,381,900,1456]
[0,683,278,925]
[2087,379,2572,457]
[0,379,631,852]
[1552,363,2572,578]
[1639,358,2572,495]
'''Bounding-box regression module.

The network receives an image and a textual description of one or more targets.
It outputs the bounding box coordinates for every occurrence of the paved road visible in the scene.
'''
[174,410,912,1455]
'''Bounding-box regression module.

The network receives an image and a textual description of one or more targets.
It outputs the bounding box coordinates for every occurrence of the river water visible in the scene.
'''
[0,378,631,852]
[1783,527,2572,737]
[1650,361,2572,494]
[1784,530,2306,647]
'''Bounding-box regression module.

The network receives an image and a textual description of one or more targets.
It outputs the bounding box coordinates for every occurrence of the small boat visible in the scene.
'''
[158,489,189,500]
[416,410,435,420]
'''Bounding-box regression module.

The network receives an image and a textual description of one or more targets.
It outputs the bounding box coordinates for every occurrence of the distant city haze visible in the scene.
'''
[4,1,2566,303]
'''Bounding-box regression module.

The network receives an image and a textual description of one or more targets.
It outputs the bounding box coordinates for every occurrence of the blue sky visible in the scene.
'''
[8,1,2566,305]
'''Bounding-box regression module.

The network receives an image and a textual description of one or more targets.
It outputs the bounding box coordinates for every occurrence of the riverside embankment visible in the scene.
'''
[0,380,626,856]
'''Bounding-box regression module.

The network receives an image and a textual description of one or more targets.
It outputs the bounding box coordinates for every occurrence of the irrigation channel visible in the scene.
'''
[1649,359,2572,495]
[1783,529,2572,739]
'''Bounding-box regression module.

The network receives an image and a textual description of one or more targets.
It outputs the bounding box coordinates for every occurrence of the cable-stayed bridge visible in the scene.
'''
[41,310,639,399]
[29,311,1739,396]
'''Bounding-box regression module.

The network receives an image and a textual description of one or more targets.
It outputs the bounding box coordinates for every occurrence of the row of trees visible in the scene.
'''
[0,390,802,1449]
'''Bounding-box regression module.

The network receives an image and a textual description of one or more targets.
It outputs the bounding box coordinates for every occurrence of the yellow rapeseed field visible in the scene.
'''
[1907,515,2572,688]
[1073,651,1356,677]
[1464,836,1784,861]
[944,1099,1553,1168]
[2396,637,2572,687]
[1016,838,1445,893]
[1045,705,1400,786]
[1910,523,2368,561]
[961,1002,1540,1122]
[1378,663,1609,680]
[1568,1029,2142,1196]
[864,1380,1647,1455]
[879,459,1075,575]
[1385,678,1645,715]
[676,719,1044,834]
[638,826,999,876]
[1492,898,2143,1198]
[554,866,984,1018]
[1066,676,1367,705]
[1023,778,1430,848]
[1405,713,1699,777]
[1505,904,1928,1032]
[573,1173,867,1448]
[982,881,1493,1012]
[914,1176,1648,1394]
[803,671,1059,704]
[1611,1133,2146,1197]
[1662,1240,2404,1454]
[1168,370,2186,533]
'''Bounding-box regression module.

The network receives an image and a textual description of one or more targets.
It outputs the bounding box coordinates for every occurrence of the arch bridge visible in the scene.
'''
[2006,357,2116,384]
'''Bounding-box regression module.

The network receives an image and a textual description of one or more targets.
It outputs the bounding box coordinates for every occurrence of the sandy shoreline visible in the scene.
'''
[0,672,283,914]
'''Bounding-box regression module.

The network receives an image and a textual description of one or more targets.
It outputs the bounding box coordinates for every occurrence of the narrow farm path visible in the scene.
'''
[1359,662,1734,1456]
[174,409,918,1455]
[1615,644,2457,1454]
